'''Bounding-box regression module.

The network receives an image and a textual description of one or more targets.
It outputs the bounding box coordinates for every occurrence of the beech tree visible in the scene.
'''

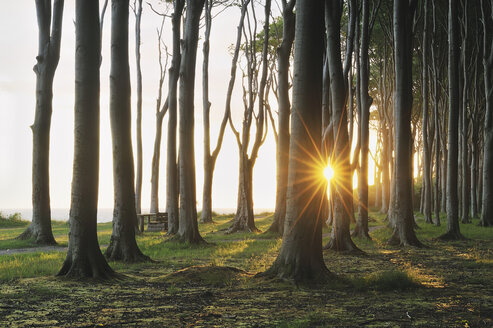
[268,0,295,236]
[166,0,185,234]
[18,0,64,245]
[200,0,249,224]
[260,0,330,283]
[134,0,143,216]
[324,0,360,252]
[480,0,493,227]
[440,0,465,240]
[227,0,271,233]
[388,0,422,247]
[105,0,149,262]
[175,0,206,243]
[58,0,114,279]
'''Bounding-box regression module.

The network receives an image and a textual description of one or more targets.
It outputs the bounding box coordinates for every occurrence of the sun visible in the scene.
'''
[323,165,334,182]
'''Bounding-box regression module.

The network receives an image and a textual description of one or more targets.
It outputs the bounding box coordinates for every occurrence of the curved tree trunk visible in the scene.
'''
[440,0,465,240]
[105,0,149,262]
[166,0,185,235]
[175,0,205,244]
[324,0,360,252]
[260,0,330,283]
[388,0,423,247]
[19,0,64,245]
[228,157,257,233]
[268,0,295,236]
[58,0,114,279]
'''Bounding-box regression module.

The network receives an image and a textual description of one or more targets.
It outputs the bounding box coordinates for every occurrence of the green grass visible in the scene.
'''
[351,269,420,291]
[0,212,29,228]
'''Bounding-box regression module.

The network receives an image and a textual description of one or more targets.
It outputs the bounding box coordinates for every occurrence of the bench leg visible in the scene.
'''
[139,216,144,233]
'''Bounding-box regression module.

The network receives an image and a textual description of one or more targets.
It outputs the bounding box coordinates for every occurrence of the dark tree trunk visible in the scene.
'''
[228,157,257,232]
[324,0,360,252]
[18,0,64,245]
[480,0,493,227]
[166,0,185,234]
[269,0,295,236]
[134,0,143,216]
[421,0,433,224]
[105,0,149,262]
[388,0,423,247]
[58,0,114,279]
[354,0,372,239]
[440,0,465,240]
[260,0,330,283]
[175,0,205,244]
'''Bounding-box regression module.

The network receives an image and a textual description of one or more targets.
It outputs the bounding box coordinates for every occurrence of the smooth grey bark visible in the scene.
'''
[201,0,250,225]
[480,0,493,227]
[227,0,271,233]
[175,0,205,243]
[134,0,143,215]
[324,0,360,252]
[260,0,330,283]
[440,0,465,240]
[388,0,422,247]
[421,0,433,224]
[431,0,441,226]
[268,0,295,235]
[105,0,149,262]
[150,18,169,214]
[58,0,114,279]
[18,0,64,245]
[166,0,185,234]
[354,0,372,239]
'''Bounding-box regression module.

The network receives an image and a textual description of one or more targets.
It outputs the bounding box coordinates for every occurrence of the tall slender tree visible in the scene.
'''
[324,0,360,252]
[200,0,250,224]
[166,0,185,234]
[175,0,206,243]
[440,0,465,240]
[480,0,493,227]
[18,0,64,245]
[105,0,149,262]
[260,0,330,283]
[388,0,422,247]
[227,0,271,233]
[134,0,143,216]
[268,0,296,236]
[58,0,114,279]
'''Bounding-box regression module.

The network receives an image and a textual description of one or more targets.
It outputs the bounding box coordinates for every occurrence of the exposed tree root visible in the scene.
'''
[438,230,466,241]
[58,250,116,280]
[323,237,364,254]
[388,229,425,248]
[105,238,151,263]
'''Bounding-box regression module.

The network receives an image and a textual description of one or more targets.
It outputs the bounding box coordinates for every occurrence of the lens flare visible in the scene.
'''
[323,165,334,182]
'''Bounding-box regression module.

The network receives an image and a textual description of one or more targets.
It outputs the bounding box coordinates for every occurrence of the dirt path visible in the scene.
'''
[0,245,68,256]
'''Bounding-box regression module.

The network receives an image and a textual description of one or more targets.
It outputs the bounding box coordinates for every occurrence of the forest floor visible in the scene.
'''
[0,211,493,327]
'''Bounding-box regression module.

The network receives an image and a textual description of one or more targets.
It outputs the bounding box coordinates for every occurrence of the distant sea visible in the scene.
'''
[0,208,274,223]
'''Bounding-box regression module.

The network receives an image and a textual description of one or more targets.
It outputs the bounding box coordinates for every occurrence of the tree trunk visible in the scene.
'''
[324,0,361,252]
[175,0,205,244]
[422,0,433,224]
[388,0,422,247]
[134,0,143,216]
[19,0,64,245]
[269,0,295,236]
[440,0,465,239]
[354,0,372,239]
[260,0,331,283]
[166,0,185,234]
[58,0,114,279]
[480,0,493,227]
[380,128,390,213]
[228,0,271,233]
[105,0,149,262]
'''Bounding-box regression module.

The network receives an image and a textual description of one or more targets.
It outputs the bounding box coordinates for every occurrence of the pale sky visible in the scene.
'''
[0,1,280,214]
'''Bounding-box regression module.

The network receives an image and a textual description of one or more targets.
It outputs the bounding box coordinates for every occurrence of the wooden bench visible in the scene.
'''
[137,212,168,232]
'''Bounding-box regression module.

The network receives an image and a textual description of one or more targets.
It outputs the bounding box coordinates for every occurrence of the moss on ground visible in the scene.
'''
[0,212,492,327]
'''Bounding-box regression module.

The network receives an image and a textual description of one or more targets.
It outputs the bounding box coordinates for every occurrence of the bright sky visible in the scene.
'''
[0,1,378,215]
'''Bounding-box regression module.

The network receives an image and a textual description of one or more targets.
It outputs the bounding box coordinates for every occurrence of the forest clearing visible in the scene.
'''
[1,212,492,327]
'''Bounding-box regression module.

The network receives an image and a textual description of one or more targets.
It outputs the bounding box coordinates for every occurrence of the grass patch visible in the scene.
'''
[351,269,420,291]
[0,212,28,228]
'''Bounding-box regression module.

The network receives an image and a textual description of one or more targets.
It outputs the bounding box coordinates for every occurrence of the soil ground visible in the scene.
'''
[1,212,492,327]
